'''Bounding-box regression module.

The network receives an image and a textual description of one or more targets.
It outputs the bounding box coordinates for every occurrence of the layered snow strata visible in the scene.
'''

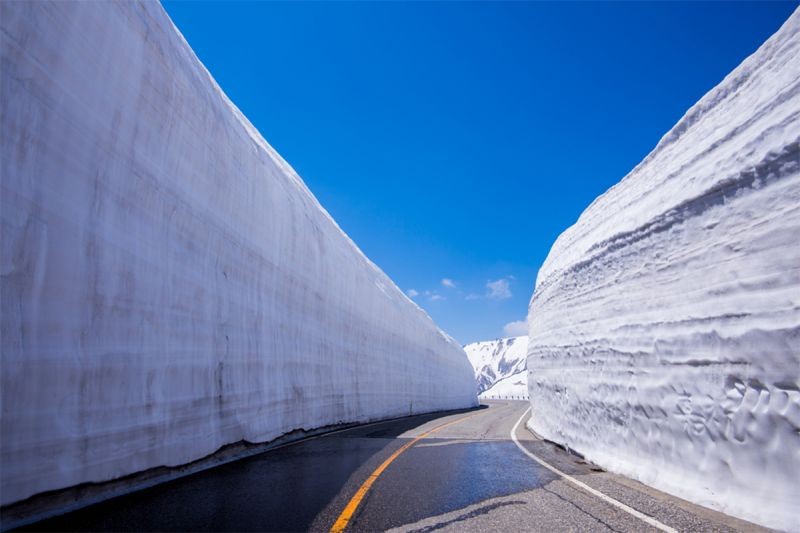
[0,1,477,505]
[526,9,800,532]
[464,336,528,397]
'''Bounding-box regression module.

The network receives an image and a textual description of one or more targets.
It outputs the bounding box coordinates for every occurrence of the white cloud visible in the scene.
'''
[486,277,512,300]
[422,290,445,301]
[441,278,456,289]
[503,319,528,337]
[407,289,419,298]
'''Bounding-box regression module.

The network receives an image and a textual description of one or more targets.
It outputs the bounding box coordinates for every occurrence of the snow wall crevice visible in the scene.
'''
[0,1,477,506]
[526,9,800,532]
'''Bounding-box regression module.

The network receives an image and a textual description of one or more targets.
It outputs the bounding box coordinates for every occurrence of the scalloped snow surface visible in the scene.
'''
[527,9,800,532]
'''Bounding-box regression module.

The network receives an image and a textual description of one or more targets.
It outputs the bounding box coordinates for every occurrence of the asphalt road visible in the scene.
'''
[20,401,763,532]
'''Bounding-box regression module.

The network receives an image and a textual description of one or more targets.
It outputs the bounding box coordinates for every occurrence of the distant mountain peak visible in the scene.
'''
[464,336,528,397]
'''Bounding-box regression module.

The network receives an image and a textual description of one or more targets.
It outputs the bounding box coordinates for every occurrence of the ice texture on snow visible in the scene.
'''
[464,336,528,397]
[0,1,477,505]
[526,9,800,531]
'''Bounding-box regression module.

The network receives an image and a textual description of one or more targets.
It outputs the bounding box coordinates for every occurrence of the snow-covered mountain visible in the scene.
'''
[464,337,528,397]
[526,9,800,532]
[481,372,528,399]
[0,1,476,506]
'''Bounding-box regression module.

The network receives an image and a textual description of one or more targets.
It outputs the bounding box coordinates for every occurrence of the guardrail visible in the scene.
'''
[482,395,530,401]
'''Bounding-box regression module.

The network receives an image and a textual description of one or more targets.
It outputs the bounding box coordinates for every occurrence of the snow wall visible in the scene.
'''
[526,9,800,532]
[0,1,477,506]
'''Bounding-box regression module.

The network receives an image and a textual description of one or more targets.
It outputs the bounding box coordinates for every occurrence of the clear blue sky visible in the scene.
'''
[163,1,797,345]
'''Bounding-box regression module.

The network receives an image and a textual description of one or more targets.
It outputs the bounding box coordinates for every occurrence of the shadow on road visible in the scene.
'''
[403,500,527,533]
[14,405,488,532]
[340,405,488,440]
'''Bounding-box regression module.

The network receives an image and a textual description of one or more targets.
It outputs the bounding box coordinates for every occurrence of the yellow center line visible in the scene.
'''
[329,408,486,533]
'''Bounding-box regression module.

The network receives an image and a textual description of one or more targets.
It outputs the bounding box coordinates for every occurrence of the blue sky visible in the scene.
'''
[164,1,797,345]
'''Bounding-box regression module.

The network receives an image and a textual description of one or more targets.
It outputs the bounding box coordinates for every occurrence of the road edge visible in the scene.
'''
[510,406,677,533]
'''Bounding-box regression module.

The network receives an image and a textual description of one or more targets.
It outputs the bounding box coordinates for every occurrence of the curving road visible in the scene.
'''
[20,401,762,532]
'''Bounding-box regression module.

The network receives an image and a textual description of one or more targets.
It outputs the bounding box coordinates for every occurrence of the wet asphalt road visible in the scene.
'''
[19,401,762,532]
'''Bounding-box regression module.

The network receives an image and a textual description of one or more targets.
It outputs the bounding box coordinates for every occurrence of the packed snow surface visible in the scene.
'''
[480,372,528,399]
[464,337,528,397]
[526,9,800,531]
[0,1,476,505]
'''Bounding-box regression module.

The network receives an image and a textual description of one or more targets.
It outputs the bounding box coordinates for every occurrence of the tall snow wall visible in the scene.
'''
[526,9,800,532]
[0,1,477,506]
